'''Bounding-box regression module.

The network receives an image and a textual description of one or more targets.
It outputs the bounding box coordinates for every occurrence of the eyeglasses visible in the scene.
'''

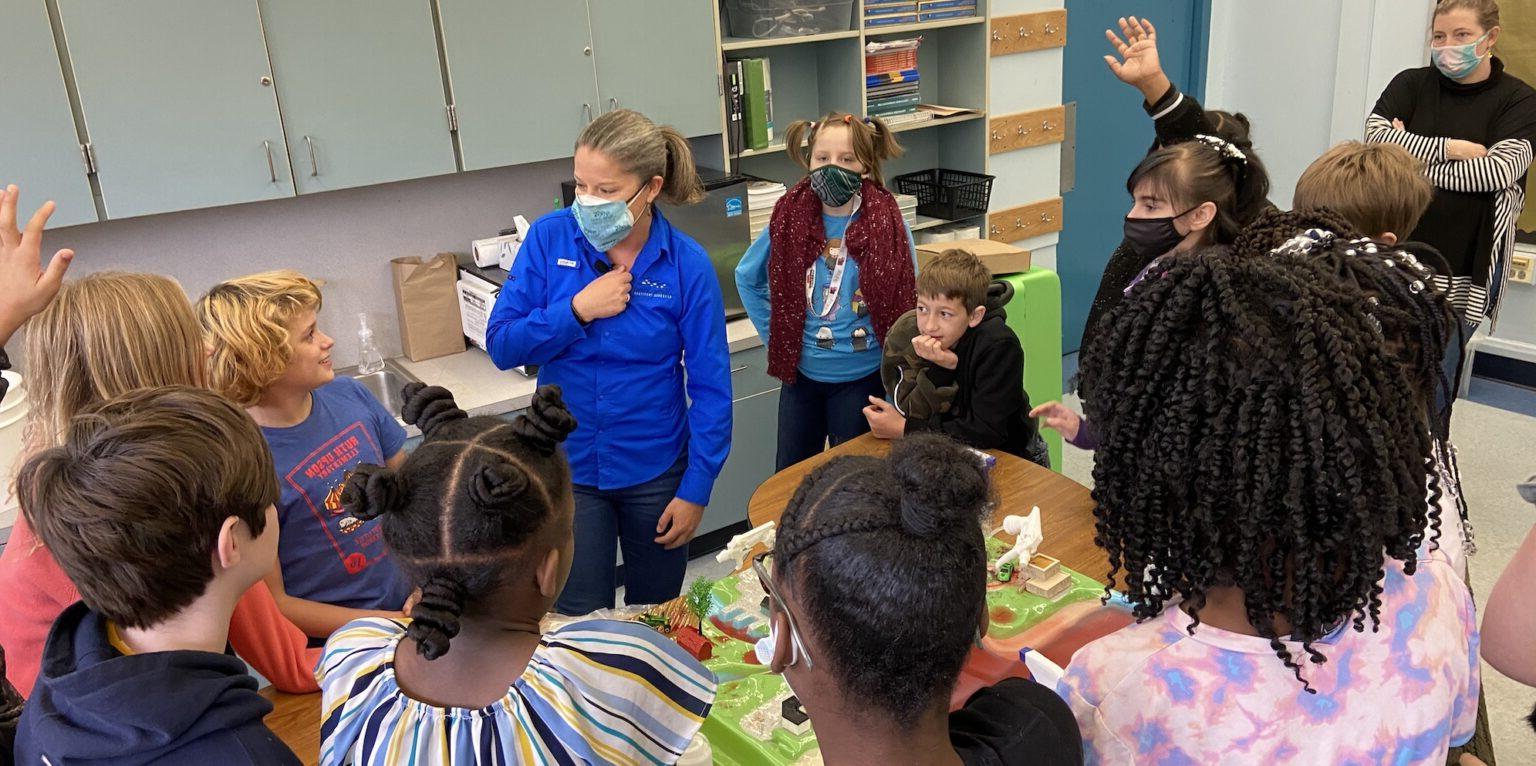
[753,551,815,669]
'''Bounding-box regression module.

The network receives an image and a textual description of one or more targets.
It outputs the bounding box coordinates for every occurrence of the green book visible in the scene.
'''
[742,58,769,151]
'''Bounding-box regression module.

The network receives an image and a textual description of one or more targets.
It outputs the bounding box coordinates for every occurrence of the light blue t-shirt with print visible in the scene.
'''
[735,210,918,383]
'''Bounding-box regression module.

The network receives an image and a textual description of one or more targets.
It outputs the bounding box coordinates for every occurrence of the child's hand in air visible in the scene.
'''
[863,396,906,440]
[0,185,75,346]
[1104,16,1171,104]
[911,335,959,370]
[1029,401,1082,442]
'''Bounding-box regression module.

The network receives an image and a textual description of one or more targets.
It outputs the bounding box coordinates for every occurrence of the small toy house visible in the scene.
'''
[780,695,811,736]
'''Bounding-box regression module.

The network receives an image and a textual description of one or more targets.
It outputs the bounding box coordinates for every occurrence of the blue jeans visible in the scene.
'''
[776,370,884,471]
[555,453,689,615]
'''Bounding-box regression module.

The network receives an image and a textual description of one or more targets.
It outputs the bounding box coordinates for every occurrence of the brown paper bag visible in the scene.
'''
[391,253,466,362]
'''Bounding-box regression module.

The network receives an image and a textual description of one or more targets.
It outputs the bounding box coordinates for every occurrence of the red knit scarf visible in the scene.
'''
[767,177,915,383]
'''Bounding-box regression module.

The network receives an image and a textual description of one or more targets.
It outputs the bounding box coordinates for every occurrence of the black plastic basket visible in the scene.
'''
[894,169,994,221]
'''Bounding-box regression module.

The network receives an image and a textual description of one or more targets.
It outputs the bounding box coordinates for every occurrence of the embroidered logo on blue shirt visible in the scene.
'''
[557,258,579,268]
[635,277,674,300]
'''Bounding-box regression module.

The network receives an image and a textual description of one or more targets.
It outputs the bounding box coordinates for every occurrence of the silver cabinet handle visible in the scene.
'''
[263,140,277,182]
[609,97,619,112]
[583,103,594,124]
[304,135,318,177]
[730,365,748,374]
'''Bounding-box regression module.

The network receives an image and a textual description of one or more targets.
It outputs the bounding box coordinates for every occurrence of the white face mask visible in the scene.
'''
[755,621,800,667]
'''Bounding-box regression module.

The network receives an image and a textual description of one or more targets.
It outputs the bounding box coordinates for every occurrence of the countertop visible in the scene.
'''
[394,317,763,433]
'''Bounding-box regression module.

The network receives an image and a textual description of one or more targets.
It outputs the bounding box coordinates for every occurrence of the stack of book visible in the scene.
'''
[865,38,921,122]
[725,57,775,155]
[864,0,918,27]
[748,180,787,239]
[918,0,976,21]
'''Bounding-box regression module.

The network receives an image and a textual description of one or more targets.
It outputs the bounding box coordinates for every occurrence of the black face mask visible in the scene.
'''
[1123,206,1200,258]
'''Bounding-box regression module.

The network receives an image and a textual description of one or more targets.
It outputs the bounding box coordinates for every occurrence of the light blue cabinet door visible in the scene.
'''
[0,1,97,227]
[437,0,598,171]
[56,0,291,219]
[588,0,721,138]
[698,345,779,539]
[258,0,457,195]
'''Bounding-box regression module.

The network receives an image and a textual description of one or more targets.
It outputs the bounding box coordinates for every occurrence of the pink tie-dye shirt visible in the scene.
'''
[1057,551,1478,766]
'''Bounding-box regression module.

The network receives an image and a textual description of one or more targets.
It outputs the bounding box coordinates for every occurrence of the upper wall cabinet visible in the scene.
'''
[258,0,457,194]
[56,0,292,219]
[1,2,98,227]
[588,0,720,138]
[437,0,599,171]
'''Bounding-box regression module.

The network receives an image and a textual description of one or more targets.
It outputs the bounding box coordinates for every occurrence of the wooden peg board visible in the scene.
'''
[988,197,1064,243]
[989,105,1067,155]
[990,10,1067,56]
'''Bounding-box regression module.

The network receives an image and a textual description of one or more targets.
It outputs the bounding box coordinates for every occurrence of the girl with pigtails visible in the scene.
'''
[735,112,919,470]
[316,384,716,766]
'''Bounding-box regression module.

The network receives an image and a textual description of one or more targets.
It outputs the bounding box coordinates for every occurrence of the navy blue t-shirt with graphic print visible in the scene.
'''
[260,377,410,613]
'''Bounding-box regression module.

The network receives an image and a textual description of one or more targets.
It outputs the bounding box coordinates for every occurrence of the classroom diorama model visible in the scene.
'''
[629,507,1132,765]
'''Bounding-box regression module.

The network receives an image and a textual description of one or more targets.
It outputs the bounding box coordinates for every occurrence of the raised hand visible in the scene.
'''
[0,184,75,346]
[1104,16,1172,105]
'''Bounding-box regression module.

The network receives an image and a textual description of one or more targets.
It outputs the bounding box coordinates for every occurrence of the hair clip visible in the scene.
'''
[843,114,853,124]
[1193,134,1249,166]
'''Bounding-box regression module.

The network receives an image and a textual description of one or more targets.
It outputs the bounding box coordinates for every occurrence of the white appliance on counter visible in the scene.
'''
[2,370,29,533]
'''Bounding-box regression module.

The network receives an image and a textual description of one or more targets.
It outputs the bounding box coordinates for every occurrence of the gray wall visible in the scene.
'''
[15,159,572,374]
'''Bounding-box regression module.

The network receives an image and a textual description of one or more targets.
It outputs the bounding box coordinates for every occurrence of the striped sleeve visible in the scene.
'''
[1365,113,1449,164]
[316,617,408,766]
[530,620,717,764]
[1423,138,1535,193]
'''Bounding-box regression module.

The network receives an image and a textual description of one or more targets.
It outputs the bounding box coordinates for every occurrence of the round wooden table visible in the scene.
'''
[747,433,1108,580]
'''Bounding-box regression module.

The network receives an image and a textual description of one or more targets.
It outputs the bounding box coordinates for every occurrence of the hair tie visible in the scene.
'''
[843,114,853,125]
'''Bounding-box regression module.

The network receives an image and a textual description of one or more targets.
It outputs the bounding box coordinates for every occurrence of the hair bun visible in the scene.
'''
[401,383,467,439]
[513,385,578,455]
[468,462,530,513]
[888,434,989,538]
[340,463,403,521]
[407,574,468,661]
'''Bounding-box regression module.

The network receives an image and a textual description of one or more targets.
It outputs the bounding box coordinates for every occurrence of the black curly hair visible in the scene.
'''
[340,383,577,660]
[1079,249,1438,690]
[1235,207,1458,437]
[771,433,992,727]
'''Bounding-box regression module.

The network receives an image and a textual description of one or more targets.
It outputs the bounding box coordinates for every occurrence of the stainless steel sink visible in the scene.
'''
[336,359,420,420]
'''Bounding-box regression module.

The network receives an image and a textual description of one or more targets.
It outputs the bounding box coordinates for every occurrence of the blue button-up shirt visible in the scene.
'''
[485,207,732,506]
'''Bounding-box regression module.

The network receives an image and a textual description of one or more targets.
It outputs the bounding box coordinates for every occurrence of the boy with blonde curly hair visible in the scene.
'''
[198,271,409,640]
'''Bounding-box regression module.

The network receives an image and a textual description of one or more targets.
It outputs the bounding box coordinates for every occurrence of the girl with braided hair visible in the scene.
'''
[1240,207,1474,575]
[757,433,1082,766]
[316,384,716,766]
[1057,250,1478,765]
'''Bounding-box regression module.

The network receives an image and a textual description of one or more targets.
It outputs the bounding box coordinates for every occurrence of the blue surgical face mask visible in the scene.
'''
[572,185,647,253]
[1431,32,1491,81]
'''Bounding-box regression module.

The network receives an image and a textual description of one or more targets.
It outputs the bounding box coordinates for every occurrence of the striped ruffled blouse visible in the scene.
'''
[317,618,716,766]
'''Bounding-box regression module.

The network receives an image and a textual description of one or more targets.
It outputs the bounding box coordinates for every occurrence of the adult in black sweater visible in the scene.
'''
[1366,0,1536,327]
[1079,17,1274,357]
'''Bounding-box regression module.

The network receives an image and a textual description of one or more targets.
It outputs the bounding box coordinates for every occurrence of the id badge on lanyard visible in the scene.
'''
[806,241,849,321]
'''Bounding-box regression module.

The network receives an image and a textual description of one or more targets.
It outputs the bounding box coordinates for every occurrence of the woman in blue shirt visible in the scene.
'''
[485,110,732,615]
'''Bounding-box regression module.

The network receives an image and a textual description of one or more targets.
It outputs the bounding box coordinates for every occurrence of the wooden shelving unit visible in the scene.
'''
[712,0,993,233]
